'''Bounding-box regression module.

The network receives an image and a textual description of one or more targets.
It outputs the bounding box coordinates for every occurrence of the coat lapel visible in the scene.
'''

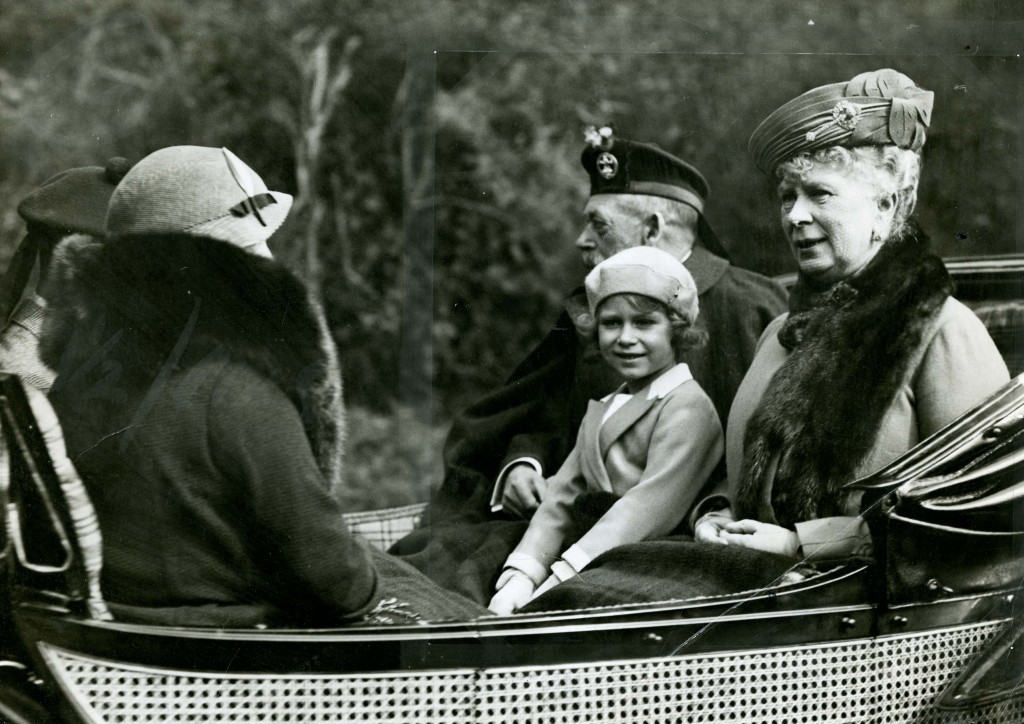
[597,364,694,456]
[597,393,657,456]
[580,399,615,491]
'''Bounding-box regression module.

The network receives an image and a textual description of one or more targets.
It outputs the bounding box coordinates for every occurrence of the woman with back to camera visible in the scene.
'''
[694,68,1010,560]
[39,145,486,626]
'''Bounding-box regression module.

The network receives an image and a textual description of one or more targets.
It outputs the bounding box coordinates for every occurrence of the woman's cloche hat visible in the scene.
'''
[748,68,934,175]
[584,246,699,325]
[105,146,292,252]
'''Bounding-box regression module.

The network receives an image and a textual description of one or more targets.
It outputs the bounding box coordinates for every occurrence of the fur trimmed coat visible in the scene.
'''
[41,233,347,494]
[724,228,1009,558]
[39,233,486,626]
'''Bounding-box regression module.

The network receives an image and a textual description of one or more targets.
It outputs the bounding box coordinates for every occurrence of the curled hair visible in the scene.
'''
[776,145,922,238]
[573,292,706,359]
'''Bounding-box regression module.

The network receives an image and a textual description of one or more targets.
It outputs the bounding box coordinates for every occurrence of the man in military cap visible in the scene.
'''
[426,128,788,525]
[0,157,133,391]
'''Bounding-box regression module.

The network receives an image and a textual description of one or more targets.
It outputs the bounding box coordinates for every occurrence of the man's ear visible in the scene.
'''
[641,211,665,245]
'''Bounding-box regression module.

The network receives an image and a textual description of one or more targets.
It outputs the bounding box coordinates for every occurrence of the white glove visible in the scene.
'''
[488,568,537,615]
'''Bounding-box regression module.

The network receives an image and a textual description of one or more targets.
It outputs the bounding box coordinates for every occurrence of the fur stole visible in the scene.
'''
[735,223,952,528]
[39,233,347,494]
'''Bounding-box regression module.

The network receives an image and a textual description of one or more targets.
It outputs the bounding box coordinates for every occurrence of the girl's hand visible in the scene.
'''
[720,519,800,558]
[488,569,536,615]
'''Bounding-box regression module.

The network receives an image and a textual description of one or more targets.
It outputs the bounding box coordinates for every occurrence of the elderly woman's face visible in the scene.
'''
[777,163,894,286]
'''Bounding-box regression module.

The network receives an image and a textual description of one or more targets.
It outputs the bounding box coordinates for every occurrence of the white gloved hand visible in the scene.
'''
[488,568,537,615]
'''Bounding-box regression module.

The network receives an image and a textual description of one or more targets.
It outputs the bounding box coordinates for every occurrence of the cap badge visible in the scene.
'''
[805,99,862,142]
[596,152,619,179]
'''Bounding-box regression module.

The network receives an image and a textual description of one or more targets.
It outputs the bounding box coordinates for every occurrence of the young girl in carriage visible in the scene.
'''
[488,246,724,615]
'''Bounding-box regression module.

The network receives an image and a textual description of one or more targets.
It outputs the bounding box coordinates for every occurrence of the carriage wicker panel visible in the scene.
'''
[39,620,1020,723]
[40,647,476,723]
[341,503,426,551]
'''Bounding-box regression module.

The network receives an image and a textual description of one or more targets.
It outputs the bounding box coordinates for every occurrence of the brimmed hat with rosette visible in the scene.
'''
[748,68,934,175]
[106,146,292,253]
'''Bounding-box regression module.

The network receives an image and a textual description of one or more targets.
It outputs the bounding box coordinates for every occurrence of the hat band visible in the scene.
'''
[594,180,705,214]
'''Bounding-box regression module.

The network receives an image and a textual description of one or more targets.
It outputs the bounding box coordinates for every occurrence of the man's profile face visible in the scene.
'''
[574,195,644,270]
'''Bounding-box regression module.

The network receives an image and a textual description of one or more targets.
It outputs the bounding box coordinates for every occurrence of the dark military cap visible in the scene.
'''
[17,157,133,237]
[4,157,133,324]
[580,127,729,260]
[749,68,934,175]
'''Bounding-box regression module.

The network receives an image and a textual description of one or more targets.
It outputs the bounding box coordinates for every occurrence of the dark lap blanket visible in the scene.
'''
[519,539,807,613]
[389,517,528,606]
[387,493,807,612]
[364,548,491,623]
[389,491,629,606]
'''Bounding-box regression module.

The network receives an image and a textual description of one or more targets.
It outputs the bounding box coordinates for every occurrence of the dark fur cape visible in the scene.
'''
[39,233,347,494]
[735,223,952,527]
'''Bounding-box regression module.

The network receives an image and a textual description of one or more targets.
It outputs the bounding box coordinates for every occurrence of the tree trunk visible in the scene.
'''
[399,48,436,431]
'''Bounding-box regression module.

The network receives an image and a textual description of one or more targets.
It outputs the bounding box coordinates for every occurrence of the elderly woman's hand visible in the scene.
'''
[694,508,735,545]
[720,520,801,558]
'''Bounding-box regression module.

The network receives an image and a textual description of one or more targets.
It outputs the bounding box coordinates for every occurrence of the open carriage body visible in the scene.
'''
[1,258,1022,723]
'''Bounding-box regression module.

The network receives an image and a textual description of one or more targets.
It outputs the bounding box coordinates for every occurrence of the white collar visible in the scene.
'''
[602,363,693,402]
[645,362,693,399]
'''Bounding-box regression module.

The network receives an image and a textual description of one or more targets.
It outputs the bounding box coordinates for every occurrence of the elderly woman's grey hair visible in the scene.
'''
[776,145,922,240]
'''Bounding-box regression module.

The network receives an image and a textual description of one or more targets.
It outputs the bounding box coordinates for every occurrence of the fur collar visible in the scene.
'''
[735,223,952,527]
[40,233,346,493]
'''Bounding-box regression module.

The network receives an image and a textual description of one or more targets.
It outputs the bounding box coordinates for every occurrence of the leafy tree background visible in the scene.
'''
[1,0,1020,508]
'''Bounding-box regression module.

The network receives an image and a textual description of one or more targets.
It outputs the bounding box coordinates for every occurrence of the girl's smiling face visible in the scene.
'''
[777,162,896,286]
[597,294,675,393]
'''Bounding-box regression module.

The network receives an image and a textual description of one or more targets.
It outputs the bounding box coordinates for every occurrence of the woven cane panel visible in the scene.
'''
[41,621,1019,724]
[42,647,475,723]
[474,621,1012,724]
[874,621,1013,724]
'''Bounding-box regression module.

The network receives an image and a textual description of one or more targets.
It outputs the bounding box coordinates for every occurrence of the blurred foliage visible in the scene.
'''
[1,0,1021,429]
[340,405,446,510]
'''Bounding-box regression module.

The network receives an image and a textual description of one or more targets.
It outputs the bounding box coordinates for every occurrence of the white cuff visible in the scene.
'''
[550,559,579,583]
[504,552,549,586]
[560,544,592,574]
[490,457,543,513]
